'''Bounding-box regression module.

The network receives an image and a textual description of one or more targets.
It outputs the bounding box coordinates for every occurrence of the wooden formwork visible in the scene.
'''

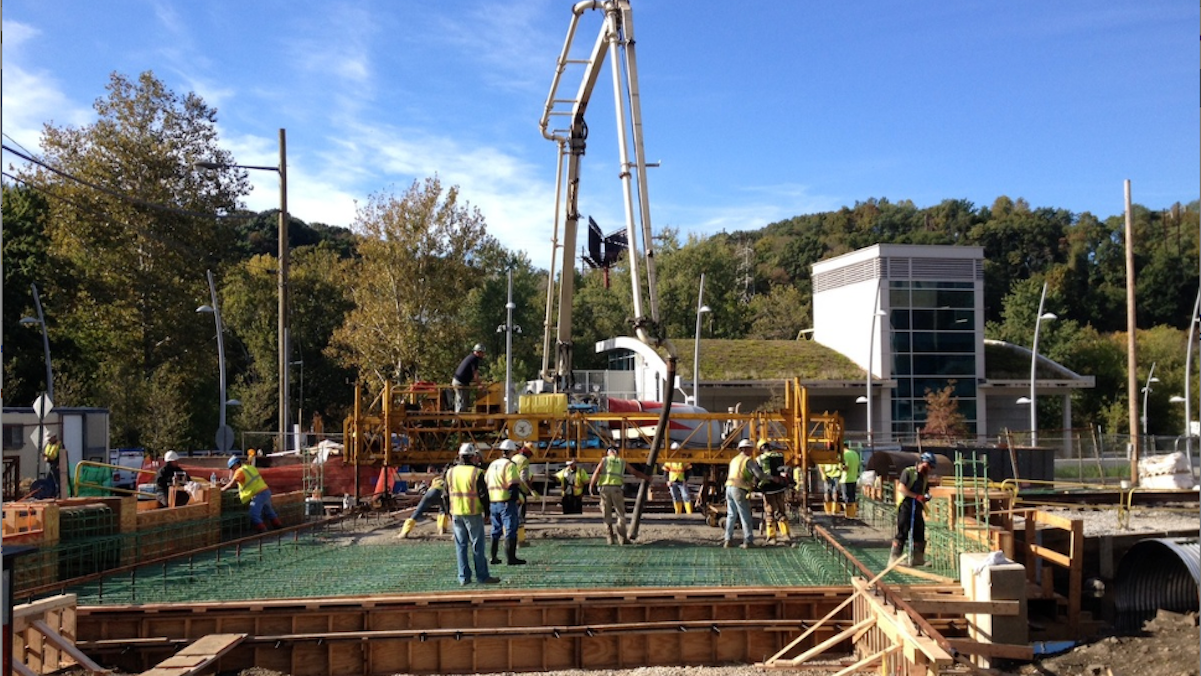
[76,587,861,675]
[12,594,108,676]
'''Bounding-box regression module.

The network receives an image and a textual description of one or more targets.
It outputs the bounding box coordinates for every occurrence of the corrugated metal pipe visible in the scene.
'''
[1114,537,1200,628]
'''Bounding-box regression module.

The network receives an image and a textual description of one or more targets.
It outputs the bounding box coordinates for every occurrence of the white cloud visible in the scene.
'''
[0,21,93,153]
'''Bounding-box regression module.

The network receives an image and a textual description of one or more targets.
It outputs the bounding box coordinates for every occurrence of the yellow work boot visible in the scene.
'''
[684,501,693,514]
[517,525,526,545]
[400,518,416,539]
[823,502,833,514]
[436,514,449,535]
[778,521,791,540]
[844,503,858,519]
[765,524,777,545]
[673,501,683,514]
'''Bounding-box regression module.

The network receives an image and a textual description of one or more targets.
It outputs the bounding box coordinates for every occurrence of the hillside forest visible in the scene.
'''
[3,71,1199,453]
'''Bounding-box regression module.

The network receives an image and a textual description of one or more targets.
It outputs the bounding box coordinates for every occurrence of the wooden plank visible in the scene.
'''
[945,638,1034,660]
[140,633,246,676]
[782,617,875,666]
[1028,543,1071,568]
[906,599,1020,616]
[12,659,39,676]
[892,564,957,584]
[830,645,898,676]
[30,620,109,674]
[13,594,76,620]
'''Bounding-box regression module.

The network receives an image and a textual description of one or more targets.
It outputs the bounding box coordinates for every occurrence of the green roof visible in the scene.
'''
[673,339,865,382]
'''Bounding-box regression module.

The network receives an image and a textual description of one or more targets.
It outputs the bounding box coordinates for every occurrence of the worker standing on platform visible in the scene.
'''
[399,465,451,539]
[723,439,765,549]
[756,441,791,545]
[818,457,844,514]
[890,452,935,566]
[447,444,499,585]
[222,455,282,533]
[840,444,862,519]
[155,451,190,508]
[486,440,526,566]
[555,458,588,514]
[452,344,486,412]
[661,444,693,514]
[589,446,651,545]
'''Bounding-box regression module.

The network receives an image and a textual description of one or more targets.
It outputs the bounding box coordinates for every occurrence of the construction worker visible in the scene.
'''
[723,439,765,549]
[451,344,486,412]
[485,440,526,566]
[890,452,936,566]
[661,443,693,514]
[399,465,450,539]
[43,433,63,498]
[840,444,862,519]
[756,441,791,545]
[512,443,539,544]
[154,451,190,508]
[221,455,283,533]
[447,443,499,585]
[554,458,588,514]
[588,446,651,545]
[818,457,844,514]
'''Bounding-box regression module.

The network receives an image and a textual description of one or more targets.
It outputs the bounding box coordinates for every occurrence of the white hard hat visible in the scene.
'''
[164,451,180,462]
[737,439,754,450]
[670,442,680,450]
[497,439,519,453]
[473,343,486,352]
[458,443,477,457]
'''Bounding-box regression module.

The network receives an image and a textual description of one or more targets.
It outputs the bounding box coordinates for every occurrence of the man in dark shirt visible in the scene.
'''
[155,451,190,507]
[452,344,486,412]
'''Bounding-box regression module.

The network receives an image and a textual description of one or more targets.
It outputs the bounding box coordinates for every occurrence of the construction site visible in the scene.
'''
[6,374,1200,676]
[4,3,1199,676]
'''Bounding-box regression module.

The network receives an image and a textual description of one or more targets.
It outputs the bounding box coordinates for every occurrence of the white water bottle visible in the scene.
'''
[210,472,218,485]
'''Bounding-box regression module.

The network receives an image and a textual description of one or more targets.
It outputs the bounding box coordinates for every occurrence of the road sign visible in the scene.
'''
[29,426,51,448]
[33,393,54,419]
[215,425,235,453]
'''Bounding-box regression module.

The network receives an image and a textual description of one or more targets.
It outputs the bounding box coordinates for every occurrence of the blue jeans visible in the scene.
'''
[668,481,689,503]
[490,495,521,541]
[248,489,278,527]
[452,513,491,584]
[724,486,754,545]
[412,488,445,521]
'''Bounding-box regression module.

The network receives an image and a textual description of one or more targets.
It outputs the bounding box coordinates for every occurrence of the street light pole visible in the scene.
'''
[692,273,710,407]
[1185,290,1200,460]
[20,283,54,402]
[197,270,231,450]
[1026,281,1057,447]
[195,128,288,453]
[866,281,886,447]
[1141,361,1159,439]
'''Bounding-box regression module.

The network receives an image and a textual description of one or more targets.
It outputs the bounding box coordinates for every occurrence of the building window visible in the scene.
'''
[2,424,24,450]
[888,280,979,437]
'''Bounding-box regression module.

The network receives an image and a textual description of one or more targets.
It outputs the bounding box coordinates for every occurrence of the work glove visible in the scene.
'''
[530,491,541,500]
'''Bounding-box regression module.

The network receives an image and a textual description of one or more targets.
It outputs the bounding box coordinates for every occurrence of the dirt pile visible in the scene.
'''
[1016,609,1199,676]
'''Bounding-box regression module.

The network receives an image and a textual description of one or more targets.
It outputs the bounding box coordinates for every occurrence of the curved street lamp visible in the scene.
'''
[1022,281,1057,447]
[692,272,711,407]
[20,283,54,402]
[194,128,288,452]
[197,269,234,452]
[1140,362,1159,438]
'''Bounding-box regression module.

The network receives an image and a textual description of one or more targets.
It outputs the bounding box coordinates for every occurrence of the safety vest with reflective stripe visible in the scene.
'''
[819,463,843,481]
[486,458,518,502]
[512,453,530,480]
[726,454,752,489]
[556,466,589,496]
[597,457,625,486]
[663,461,690,483]
[429,475,446,492]
[235,464,268,505]
[447,464,484,515]
[44,442,61,461]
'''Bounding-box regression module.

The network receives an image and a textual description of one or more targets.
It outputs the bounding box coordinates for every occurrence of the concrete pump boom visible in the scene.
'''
[539,0,677,537]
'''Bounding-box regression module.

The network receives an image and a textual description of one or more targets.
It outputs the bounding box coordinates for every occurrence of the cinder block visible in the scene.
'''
[960,552,1029,668]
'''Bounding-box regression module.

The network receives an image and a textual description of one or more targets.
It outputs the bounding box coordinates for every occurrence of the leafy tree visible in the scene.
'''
[920,380,969,443]
[328,176,494,386]
[15,70,246,449]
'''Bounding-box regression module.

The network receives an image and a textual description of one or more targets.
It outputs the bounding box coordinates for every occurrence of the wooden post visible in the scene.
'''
[1124,179,1140,484]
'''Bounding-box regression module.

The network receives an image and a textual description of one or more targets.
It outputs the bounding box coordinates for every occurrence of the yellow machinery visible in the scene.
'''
[343,377,842,475]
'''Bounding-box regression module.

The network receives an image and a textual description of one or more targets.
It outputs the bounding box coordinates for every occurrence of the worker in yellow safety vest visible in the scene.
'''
[817,459,844,514]
[486,440,526,566]
[840,444,862,519]
[588,446,651,545]
[661,443,693,514]
[555,459,589,514]
[221,455,283,532]
[723,439,766,549]
[447,443,499,585]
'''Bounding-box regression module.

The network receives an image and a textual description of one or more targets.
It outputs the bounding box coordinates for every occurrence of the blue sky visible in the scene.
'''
[4,1,1197,270]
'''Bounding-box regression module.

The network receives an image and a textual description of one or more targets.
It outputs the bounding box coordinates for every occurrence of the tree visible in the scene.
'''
[920,380,969,443]
[16,70,247,449]
[328,177,495,386]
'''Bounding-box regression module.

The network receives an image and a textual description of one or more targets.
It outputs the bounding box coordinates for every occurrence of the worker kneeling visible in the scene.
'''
[222,455,283,533]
